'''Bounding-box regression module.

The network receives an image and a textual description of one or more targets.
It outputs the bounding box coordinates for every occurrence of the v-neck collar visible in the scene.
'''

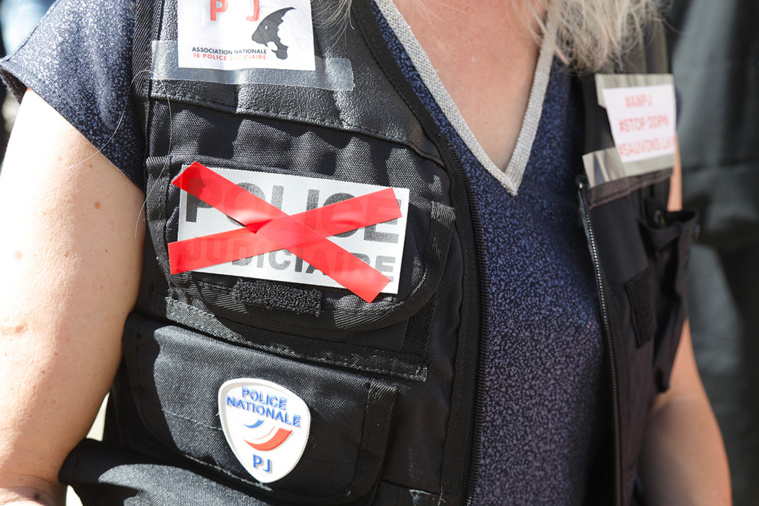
[373,0,557,195]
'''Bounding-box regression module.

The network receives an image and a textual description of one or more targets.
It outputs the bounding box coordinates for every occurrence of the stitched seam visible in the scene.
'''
[187,201,453,318]
[151,90,443,163]
[142,398,224,431]
[322,382,373,499]
[625,268,654,347]
[163,298,427,380]
[590,169,672,208]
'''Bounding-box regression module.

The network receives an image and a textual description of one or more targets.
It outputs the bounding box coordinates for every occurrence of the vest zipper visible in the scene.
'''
[577,177,623,506]
[457,158,490,505]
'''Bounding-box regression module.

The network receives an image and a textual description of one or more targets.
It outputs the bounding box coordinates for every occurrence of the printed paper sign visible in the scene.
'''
[602,83,676,163]
[175,165,410,296]
[177,0,315,71]
[219,378,311,483]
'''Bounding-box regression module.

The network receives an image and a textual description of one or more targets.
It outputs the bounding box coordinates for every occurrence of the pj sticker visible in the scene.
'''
[177,0,316,71]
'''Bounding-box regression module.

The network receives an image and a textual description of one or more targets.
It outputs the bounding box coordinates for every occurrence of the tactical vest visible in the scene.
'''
[64,1,697,504]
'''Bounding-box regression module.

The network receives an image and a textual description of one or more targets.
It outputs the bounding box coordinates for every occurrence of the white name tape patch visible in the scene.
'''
[177,0,315,71]
[219,378,311,483]
[601,79,677,164]
[176,166,410,295]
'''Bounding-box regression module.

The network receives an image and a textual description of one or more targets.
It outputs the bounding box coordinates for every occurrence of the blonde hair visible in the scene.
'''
[328,0,662,72]
[545,0,662,71]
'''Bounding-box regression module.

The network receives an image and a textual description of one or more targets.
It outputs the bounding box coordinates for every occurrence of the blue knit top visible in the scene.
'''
[465,66,608,504]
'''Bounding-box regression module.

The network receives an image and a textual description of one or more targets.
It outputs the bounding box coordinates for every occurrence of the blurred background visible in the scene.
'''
[0,0,756,504]
[0,0,55,161]
[666,1,759,505]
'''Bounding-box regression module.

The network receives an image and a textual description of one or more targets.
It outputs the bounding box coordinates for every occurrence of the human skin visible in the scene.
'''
[394,0,543,172]
[0,91,145,505]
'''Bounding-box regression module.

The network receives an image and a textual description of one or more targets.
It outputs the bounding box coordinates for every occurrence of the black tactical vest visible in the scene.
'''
[62,1,697,505]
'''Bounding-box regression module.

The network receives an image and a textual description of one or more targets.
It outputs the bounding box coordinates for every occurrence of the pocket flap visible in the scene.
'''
[123,314,398,504]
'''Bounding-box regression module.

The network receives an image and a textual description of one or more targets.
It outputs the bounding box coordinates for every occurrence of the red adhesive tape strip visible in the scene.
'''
[169,162,402,302]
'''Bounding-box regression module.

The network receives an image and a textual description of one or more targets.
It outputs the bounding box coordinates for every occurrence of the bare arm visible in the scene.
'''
[639,324,731,505]
[0,91,145,504]
[638,150,731,505]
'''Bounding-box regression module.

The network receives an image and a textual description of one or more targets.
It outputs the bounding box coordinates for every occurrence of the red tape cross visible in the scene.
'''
[168,162,402,302]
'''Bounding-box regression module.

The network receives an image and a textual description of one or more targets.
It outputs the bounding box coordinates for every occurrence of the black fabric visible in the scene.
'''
[626,267,657,348]
[233,279,323,317]
[583,158,697,506]
[147,0,442,167]
[119,314,399,504]
[63,440,276,505]
[667,0,759,247]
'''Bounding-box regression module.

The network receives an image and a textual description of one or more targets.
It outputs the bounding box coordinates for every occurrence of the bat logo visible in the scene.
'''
[251,7,294,60]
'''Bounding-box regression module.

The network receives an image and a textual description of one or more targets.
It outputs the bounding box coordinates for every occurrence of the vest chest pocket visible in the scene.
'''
[134,145,459,502]
[588,180,698,393]
[140,0,458,381]
[143,122,457,382]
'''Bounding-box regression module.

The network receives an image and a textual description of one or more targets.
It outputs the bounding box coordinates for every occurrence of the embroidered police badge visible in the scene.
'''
[218,378,311,483]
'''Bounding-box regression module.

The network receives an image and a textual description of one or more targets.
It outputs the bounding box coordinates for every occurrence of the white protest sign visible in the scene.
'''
[602,82,677,163]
